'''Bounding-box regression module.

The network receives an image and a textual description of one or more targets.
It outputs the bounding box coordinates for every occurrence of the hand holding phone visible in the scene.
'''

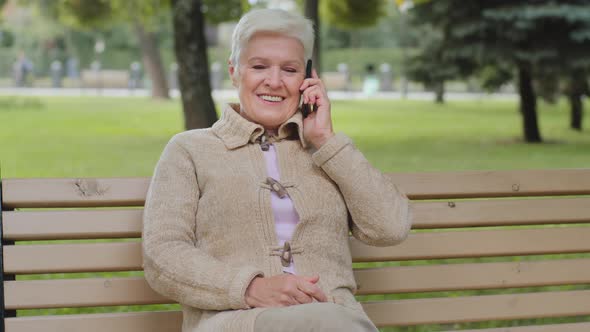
[301,59,313,118]
[299,59,335,149]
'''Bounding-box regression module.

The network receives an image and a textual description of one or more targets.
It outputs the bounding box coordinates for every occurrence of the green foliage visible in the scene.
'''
[0,28,14,47]
[321,0,387,29]
[202,0,244,24]
[411,1,590,68]
[321,8,419,49]
[408,0,590,105]
[477,64,513,93]
[404,24,471,89]
[58,0,113,28]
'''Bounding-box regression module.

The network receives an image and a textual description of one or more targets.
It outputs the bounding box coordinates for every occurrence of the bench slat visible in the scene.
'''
[5,311,182,332]
[5,310,590,332]
[351,226,590,262]
[4,227,590,274]
[4,197,590,241]
[388,169,590,199]
[7,257,590,309]
[4,242,141,274]
[5,227,590,274]
[3,170,590,208]
[364,290,590,327]
[413,197,590,229]
[2,209,143,240]
[1,178,149,209]
[4,277,170,309]
[355,258,590,295]
[441,322,590,332]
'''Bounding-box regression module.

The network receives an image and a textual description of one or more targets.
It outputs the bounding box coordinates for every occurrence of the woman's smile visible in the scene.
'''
[258,94,285,102]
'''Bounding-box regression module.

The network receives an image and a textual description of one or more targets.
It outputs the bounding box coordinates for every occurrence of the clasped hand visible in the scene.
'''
[245,274,328,308]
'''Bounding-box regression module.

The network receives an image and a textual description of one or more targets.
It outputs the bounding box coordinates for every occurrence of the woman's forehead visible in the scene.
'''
[241,32,305,64]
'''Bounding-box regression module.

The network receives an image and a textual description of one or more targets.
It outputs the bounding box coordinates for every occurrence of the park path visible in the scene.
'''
[0,87,518,102]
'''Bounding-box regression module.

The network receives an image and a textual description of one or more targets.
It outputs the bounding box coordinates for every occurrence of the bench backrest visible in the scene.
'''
[1,169,590,332]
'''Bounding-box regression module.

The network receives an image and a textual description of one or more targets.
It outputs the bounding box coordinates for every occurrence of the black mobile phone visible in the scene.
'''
[301,59,313,118]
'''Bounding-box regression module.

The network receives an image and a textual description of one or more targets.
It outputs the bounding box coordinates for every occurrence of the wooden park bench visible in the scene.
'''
[1,169,589,331]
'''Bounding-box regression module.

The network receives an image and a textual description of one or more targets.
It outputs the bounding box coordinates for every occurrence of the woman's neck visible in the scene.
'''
[265,128,278,137]
[237,106,279,136]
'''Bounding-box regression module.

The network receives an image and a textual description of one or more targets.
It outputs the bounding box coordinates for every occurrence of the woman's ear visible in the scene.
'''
[228,61,239,88]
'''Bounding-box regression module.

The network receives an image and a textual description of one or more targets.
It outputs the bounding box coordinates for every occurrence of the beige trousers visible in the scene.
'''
[253,302,378,332]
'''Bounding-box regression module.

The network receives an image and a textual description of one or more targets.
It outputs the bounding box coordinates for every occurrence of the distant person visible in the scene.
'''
[13,51,33,87]
[362,64,379,96]
[66,57,80,79]
[142,8,412,332]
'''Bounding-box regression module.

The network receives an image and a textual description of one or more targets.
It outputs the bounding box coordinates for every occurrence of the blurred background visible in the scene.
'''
[1,2,590,331]
[0,0,589,178]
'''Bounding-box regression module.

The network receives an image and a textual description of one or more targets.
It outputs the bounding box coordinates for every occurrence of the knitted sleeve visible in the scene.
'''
[142,136,263,310]
[312,133,412,246]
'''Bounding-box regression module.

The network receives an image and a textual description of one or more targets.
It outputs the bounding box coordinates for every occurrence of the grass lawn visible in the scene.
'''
[0,95,589,178]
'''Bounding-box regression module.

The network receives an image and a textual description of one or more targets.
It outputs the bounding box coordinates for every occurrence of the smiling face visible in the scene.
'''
[229,32,306,129]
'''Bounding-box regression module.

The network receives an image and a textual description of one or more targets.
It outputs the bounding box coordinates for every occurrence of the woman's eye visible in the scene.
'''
[283,68,297,73]
[252,65,266,70]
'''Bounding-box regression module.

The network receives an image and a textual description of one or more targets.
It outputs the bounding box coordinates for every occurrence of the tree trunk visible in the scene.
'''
[304,0,321,74]
[172,0,218,130]
[134,21,170,99]
[517,64,542,143]
[434,81,445,104]
[568,73,586,131]
[569,93,583,131]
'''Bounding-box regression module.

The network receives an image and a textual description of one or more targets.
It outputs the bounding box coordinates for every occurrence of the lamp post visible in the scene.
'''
[94,39,105,93]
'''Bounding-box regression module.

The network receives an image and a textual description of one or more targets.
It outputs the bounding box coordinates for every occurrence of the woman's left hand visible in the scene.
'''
[300,69,335,149]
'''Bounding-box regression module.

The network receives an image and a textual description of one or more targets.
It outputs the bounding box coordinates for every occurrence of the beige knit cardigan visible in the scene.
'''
[142,104,412,332]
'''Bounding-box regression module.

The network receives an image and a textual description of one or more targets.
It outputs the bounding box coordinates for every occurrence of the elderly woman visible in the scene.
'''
[143,8,411,332]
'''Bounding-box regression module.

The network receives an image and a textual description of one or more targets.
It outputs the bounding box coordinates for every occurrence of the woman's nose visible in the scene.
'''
[264,68,282,88]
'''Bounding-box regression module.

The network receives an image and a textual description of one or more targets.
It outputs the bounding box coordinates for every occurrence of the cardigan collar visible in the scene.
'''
[212,103,307,150]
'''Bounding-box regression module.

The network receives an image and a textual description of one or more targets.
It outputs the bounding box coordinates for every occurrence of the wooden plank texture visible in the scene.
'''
[4,242,142,274]
[3,169,590,208]
[388,169,590,199]
[6,258,589,309]
[442,322,590,332]
[2,178,149,208]
[5,227,590,274]
[2,209,143,240]
[3,197,589,241]
[363,290,590,327]
[350,226,590,262]
[5,311,182,332]
[412,197,590,229]
[354,258,590,295]
[4,277,171,309]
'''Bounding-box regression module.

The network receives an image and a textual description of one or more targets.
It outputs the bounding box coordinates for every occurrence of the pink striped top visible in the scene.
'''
[262,143,300,274]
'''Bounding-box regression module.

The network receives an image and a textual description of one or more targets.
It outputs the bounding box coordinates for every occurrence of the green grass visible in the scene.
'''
[1,95,589,178]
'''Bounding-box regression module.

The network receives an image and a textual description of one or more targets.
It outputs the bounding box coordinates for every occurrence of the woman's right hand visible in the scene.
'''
[245,274,328,308]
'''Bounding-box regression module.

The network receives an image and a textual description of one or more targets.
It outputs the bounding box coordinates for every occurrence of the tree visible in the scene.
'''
[321,0,386,29]
[171,0,244,130]
[304,0,321,74]
[0,0,14,48]
[320,0,387,49]
[404,23,474,103]
[565,71,589,131]
[172,0,217,129]
[55,0,171,99]
[410,1,590,143]
[59,0,243,128]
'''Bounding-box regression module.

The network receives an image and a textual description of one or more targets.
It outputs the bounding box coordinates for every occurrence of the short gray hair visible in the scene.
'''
[229,9,314,70]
